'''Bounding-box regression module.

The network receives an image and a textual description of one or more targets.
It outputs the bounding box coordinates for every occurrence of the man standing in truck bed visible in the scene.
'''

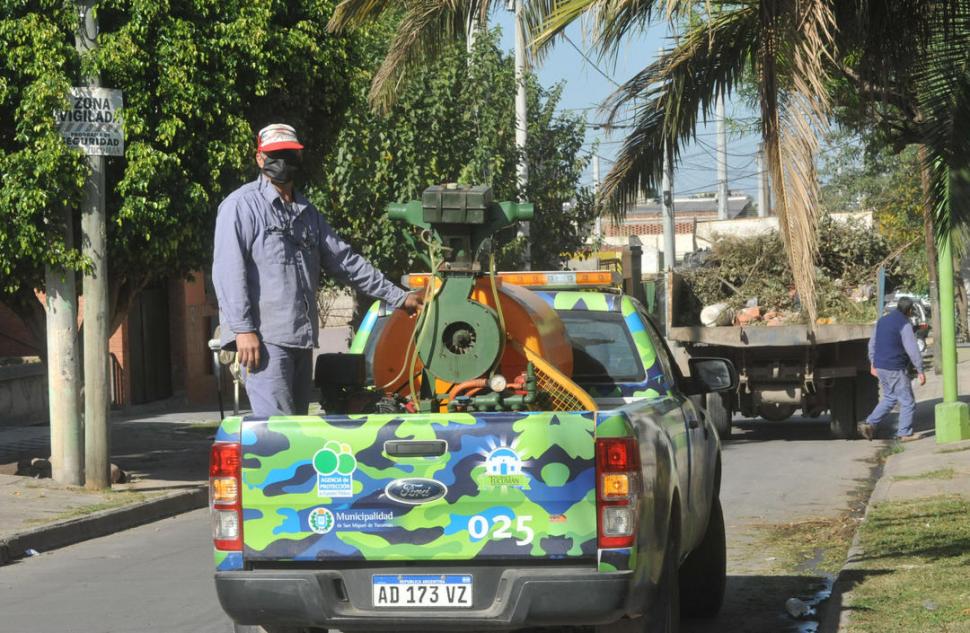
[212,123,421,417]
[859,297,926,441]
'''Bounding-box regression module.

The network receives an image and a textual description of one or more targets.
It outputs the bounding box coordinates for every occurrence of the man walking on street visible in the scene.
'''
[859,297,926,441]
[212,123,422,418]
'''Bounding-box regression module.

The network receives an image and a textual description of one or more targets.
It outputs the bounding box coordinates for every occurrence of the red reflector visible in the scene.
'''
[596,437,639,472]
[210,442,241,477]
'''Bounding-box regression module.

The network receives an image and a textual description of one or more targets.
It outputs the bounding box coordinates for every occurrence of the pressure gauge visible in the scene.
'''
[488,374,508,393]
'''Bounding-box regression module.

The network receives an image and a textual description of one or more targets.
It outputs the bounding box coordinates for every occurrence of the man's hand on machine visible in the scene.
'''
[401,291,425,316]
[236,332,262,371]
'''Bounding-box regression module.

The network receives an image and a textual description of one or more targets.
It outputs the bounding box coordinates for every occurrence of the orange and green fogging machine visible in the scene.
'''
[317,184,599,415]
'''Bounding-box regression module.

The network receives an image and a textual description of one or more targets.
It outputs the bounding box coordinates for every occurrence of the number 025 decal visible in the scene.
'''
[467,514,534,545]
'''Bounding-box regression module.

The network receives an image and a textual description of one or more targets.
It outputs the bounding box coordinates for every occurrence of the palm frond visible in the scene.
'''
[526,0,598,56]
[596,4,759,215]
[330,0,492,113]
[912,3,970,244]
[329,0,396,31]
[759,0,836,325]
[529,0,693,58]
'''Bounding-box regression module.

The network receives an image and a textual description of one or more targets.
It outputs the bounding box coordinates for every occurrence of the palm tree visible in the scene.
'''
[329,0,970,324]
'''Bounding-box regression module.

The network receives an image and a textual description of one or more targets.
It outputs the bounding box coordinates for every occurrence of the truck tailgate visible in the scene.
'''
[239,412,597,563]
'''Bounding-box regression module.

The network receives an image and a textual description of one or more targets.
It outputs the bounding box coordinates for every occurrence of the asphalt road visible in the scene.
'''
[682,417,884,633]
[0,417,883,633]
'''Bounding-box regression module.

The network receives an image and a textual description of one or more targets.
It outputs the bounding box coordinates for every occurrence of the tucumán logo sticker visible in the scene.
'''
[477,440,531,489]
[385,478,448,505]
[313,441,357,498]
[308,507,335,534]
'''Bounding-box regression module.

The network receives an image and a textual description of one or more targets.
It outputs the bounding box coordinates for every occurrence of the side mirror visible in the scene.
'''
[681,358,738,396]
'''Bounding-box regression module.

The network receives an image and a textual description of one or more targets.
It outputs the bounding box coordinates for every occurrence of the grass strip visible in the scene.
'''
[893,468,957,481]
[759,515,858,575]
[24,491,151,525]
[846,496,970,632]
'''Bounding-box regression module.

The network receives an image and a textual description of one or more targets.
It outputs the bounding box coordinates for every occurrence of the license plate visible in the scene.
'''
[372,574,473,608]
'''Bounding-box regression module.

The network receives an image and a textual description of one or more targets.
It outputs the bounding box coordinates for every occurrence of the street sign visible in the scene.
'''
[56,87,124,156]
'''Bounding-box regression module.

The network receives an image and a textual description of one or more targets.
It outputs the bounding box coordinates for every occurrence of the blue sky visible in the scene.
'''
[492,12,763,201]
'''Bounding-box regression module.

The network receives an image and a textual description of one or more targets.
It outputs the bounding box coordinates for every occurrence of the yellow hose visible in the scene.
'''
[488,251,506,377]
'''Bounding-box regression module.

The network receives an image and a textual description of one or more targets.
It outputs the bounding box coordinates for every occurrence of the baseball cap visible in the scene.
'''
[257,123,304,152]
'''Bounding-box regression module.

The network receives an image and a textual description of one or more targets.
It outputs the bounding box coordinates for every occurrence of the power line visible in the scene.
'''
[673,171,762,195]
[693,136,759,159]
[562,34,621,88]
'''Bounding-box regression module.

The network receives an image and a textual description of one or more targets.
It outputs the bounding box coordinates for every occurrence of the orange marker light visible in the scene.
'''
[404,271,620,289]
[601,473,630,499]
[211,477,238,504]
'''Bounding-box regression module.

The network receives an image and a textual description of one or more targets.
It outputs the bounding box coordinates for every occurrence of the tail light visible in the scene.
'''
[596,437,642,548]
[210,442,242,550]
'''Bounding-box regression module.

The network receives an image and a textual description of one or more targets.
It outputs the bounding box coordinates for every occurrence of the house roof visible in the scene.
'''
[627,194,754,219]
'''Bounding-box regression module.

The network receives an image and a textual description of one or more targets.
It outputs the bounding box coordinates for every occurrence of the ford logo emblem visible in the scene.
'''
[385,478,448,505]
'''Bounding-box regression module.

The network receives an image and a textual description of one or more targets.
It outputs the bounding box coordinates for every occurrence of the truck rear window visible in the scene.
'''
[558,311,646,383]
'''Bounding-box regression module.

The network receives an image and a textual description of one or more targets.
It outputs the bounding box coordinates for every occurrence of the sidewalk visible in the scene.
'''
[823,362,970,632]
[0,401,225,564]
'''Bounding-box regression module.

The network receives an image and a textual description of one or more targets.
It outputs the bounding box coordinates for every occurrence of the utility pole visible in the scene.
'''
[512,0,530,268]
[76,0,111,489]
[466,8,479,55]
[592,154,602,242]
[46,217,83,485]
[716,92,728,220]
[661,142,676,271]
[757,143,769,218]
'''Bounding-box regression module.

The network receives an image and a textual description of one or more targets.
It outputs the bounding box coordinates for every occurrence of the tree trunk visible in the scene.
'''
[919,145,944,372]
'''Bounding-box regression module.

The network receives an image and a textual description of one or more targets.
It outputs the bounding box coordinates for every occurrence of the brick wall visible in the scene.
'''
[173,273,220,405]
[606,221,695,237]
[0,302,42,357]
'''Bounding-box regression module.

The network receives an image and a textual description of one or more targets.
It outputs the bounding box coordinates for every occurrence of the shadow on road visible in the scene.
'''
[728,417,835,443]
[682,573,833,633]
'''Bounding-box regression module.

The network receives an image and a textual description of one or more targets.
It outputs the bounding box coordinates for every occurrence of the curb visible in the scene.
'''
[0,485,207,565]
[819,443,901,633]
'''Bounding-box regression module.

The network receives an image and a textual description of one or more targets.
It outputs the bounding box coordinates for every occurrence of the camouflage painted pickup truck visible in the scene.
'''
[209,186,736,633]
[210,278,736,633]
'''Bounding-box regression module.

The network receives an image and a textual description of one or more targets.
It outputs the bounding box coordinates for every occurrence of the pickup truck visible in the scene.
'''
[209,186,736,633]
[210,277,736,633]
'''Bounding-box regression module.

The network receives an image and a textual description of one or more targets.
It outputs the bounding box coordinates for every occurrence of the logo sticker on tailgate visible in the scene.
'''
[313,441,358,498]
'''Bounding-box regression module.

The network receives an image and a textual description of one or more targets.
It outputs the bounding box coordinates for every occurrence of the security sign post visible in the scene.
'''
[67,0,121,490]
[57,87,124,156]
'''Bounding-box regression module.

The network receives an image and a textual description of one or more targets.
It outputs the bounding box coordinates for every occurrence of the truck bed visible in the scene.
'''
[667,324,873,347]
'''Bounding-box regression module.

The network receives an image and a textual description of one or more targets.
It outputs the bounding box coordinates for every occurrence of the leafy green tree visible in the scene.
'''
[315,27,595,291]
[0,1,88,349]
[0,0,360,348]
[818,135,928,294]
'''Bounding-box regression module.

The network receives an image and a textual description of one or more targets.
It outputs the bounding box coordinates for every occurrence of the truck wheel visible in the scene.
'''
[648,525,681,633]
[829,378,858,439]
[595,522,681,633]
[678,497,726,618]
[706,392,732,440]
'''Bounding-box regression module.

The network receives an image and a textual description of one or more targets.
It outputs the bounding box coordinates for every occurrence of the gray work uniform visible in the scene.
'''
[212,177,407,417]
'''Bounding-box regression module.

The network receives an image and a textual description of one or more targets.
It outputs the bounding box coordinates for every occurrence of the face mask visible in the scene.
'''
[262,154,301,185]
